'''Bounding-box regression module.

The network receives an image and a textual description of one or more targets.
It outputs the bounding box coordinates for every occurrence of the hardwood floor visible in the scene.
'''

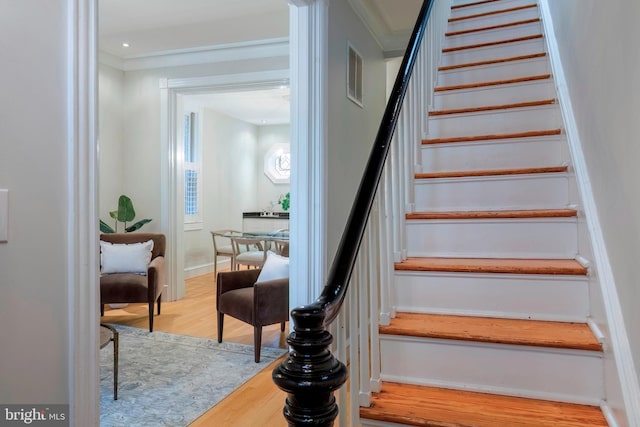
[100,271,289,426]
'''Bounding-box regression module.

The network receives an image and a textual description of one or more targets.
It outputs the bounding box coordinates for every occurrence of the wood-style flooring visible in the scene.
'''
[100,271,289,426]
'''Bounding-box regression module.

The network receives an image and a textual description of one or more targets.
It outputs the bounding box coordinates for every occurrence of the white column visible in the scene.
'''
[68,0,99,424]
[288,0,330,308]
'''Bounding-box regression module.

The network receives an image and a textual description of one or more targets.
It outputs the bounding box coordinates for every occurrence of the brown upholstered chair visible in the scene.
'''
[216,268,289,362]
[100,233,166,332]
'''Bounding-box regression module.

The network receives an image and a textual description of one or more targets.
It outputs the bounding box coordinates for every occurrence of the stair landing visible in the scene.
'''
[360,382,608,427]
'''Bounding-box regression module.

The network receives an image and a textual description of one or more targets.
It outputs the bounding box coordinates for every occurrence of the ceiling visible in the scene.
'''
[98,0,421,125]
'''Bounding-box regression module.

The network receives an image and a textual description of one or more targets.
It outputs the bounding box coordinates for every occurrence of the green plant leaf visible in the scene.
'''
[100,219,115,233]
[117,195,136,223]
[109,210,118,220]
[125,219,152,233]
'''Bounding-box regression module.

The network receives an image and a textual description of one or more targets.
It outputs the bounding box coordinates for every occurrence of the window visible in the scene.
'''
[347,42,363,107]
[184,112,202,229]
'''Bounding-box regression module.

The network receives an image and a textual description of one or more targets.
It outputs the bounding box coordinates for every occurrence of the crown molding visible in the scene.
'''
[99,37,289,72]
[347,0,412,55]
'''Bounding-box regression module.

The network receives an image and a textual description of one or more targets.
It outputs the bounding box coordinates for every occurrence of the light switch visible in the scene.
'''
[0,189,8,242]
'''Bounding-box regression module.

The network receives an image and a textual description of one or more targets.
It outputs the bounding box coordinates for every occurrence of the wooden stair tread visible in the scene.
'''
[449,4,537,23]
[435,74,551,92]
[395,257,587,275]
[439,52,547,71]
[430,98,555,116]
[361,382,608,427]
[406,208,577,220]
[415,165,567,179]
[423,129,561,145]
[380,312,602,351]
[443,34,542,53]
[446,17,541,37]
[451,0,500,10]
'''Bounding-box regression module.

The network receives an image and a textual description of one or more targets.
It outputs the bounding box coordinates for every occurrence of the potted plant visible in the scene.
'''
[278,192,290,211]
[100,194,152,233]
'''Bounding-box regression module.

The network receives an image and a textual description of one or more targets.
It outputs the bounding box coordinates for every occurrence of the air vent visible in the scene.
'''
[347,43,363,107]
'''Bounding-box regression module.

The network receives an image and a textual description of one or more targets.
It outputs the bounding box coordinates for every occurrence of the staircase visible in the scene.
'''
[360,0,610,425]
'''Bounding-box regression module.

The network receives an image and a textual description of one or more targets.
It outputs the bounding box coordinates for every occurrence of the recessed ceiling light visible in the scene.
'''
[122,42,130,48]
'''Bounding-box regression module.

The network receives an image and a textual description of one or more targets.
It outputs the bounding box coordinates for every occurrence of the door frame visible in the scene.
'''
[158,70,290,302]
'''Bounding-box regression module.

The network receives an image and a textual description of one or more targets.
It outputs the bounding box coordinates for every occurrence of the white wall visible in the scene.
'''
[99,63,125,223]
[546,0,640,390]
[325,0,387,261]
[0,0,71,404]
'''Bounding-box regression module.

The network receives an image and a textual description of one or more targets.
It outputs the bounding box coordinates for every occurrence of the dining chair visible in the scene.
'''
[271,239,289,257]
[211,229,242,276]
[231,236,269,270]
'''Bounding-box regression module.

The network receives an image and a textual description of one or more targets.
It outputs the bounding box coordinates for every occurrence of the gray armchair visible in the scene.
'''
[216,268,289,362]
[100,233,166,332]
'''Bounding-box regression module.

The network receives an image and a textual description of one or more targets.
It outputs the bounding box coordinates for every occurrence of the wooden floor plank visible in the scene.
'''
[451,0,500,11]
[449,4,537,23]
[415,165,567,179]
[438,52,547,71]
[406,208,577,220]
[430,98,554,116]
[380,312,602,351]
[442,34,542,53]
[446,18,541,37]
[422,128,561,145]
[361,382,608,427]
[435,74,551,92]
[395,257,588,275]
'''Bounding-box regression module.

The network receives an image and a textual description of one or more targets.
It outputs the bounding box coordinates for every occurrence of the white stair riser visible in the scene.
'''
[405,218,578,259]
[449,0,536,18]
[421,136,566,172]
[438,57,550,87]
[427,105,562,139]
[441,38,545,67]
[379,336,603,405]
[393,271,589,321]
[447,7,540,33]
[413,173,570,211]
[444,21,542,49]
[434,79,556,110]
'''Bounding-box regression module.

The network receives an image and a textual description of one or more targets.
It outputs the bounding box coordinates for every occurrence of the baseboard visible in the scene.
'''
[540,1,640,425]
[183,260,231,279]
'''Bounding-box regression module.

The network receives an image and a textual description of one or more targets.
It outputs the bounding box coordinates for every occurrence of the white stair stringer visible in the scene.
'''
[379,334,604,406]
[420,134,567,172]
[405,217,578,259]
[413,172,570,212]
[393,270,589,322]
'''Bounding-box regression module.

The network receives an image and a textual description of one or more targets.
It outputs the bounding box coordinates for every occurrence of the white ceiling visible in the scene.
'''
[98,0,421,125]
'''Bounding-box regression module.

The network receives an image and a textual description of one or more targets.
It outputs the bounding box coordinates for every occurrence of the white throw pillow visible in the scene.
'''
[256,251,289,283]
[100,239,154,275]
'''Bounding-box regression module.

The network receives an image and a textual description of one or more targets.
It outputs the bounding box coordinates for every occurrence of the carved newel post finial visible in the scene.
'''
[272,302,348,426]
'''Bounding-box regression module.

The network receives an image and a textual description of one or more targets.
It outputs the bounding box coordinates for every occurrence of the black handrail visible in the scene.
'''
[273,1,435,425]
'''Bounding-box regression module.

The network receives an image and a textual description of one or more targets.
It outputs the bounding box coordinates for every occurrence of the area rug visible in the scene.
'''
[100,324,286,427]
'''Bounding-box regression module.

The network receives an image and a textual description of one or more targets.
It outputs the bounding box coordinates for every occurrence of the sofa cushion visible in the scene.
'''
[256,251,289,283]
[100,239,154,274]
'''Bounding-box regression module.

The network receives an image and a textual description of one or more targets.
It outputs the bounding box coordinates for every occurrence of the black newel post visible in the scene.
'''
[272,303,348,426]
